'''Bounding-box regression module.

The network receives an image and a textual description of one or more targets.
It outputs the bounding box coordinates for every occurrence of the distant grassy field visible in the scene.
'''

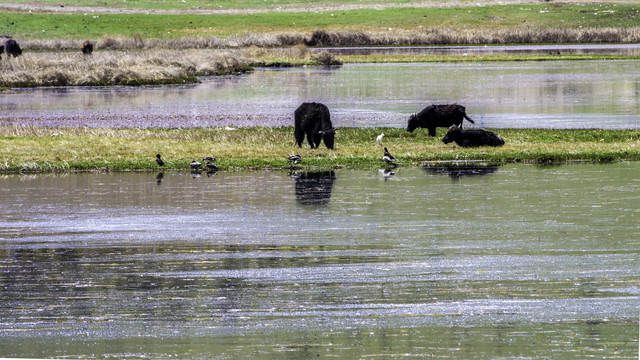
[1,127,639,172]
[2,3,640,40]
[0,0,417,10]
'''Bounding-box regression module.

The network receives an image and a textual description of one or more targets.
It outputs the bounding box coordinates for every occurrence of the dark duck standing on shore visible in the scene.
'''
[155,154,165,167]
[205,161,218,171]
[382,147,397,164]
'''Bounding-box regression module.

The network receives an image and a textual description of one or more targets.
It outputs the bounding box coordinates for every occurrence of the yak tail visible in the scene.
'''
[464,113,475,124]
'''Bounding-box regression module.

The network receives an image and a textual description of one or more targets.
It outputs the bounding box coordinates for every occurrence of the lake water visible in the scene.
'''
[2,60,640,129]
[1,163,638,359]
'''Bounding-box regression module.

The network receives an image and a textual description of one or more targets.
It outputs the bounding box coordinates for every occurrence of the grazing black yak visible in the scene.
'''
[406,104,475,136]
[82,40,94,54]
[294,102,335,149]
[442,125,504,147]
[3,38,22,57]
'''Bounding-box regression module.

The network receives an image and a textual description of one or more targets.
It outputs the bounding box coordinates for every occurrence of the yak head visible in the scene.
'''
[442,125,461,144]
[406,114,419,132]
[319,128,336,149]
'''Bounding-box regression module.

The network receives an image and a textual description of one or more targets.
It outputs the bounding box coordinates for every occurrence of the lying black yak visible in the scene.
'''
[407,104,475,136]
[82,40,94,54]
[3,38,22,57]
[294,102,335,149]
[442,125,504,147]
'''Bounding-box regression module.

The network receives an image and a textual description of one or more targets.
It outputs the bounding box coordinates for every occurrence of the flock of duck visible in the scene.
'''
[154,154,219,172]
[153,134,397,172]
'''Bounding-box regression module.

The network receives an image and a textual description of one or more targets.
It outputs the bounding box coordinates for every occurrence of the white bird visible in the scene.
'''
[376,133,384,144]
[382,147,397,164]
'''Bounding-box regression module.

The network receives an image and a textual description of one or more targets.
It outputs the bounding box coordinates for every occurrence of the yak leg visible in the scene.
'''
[306,131,317,148]
[294,128,305,147]
[428,127,437,137]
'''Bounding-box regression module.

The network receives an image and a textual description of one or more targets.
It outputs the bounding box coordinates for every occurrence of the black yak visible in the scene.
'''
[3,38,22,57]
[407,104,475,136]
[442,125,504,147]
[82,40,93,54]
[294,102,335,149]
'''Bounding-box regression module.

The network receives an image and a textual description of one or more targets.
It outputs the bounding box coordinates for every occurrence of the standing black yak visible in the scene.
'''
[2,38,22,57]
[442,125,504,147]
[294,102,335,149]
[406,104,475,136]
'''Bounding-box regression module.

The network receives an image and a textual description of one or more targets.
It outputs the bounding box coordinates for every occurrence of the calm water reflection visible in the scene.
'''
[2,60,640,129]
[0,164,638,359]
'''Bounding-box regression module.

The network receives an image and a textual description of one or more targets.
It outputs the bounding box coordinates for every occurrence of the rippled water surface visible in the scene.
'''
[1,163,638,358]
[2,60,640,129]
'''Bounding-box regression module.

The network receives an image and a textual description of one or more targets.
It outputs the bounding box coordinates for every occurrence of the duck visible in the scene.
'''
[155,154,165,167]
[288,154,302,164]
[205,161,218,171]
[382,147,397,164]
[190,160,202,169]
[203,156,217,162]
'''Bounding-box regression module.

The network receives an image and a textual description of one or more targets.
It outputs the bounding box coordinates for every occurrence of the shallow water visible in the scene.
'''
[0,163,638,358]
[322,44,640,56]
[2,60,640,129]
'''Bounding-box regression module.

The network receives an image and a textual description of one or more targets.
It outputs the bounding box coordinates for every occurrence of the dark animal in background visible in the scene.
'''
[406,104,475,136]
[294,102,335,149]
[442,125,504,147]
[3,38,22,57]
[82,40,93,54]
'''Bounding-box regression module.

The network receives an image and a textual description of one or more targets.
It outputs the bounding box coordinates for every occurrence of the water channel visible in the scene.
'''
[1,163,638,358]
[2,59,640,129]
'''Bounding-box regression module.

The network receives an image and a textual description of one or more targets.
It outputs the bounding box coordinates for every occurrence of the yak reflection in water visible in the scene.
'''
[423,163,500,180]
[291,171,336,205]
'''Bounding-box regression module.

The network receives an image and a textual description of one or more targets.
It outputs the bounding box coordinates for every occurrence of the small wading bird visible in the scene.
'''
[190,160,202,169]
[155,154,165,167]
[382,147,397,164]
[376,133,384,145]
[288,154,302,164]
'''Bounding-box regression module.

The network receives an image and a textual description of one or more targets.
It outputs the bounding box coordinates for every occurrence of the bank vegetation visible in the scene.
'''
[1,126,639,173]
[17,27,640,51]
[0,46,340,87]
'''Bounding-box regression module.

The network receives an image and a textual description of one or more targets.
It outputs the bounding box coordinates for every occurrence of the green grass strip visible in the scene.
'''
[2,3,640,40]
[1,127,639,172]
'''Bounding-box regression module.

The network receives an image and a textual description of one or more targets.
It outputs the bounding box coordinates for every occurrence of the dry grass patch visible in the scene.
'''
[0,49,252,87]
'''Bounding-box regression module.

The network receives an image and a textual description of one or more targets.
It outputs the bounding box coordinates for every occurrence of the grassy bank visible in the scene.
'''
[4,3,640,47]
[0,47,339,88]
[1,127,639,173]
